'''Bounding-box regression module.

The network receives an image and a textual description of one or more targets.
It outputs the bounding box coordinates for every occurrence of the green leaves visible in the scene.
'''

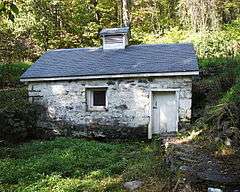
[0,1,19,22]
[10,3,19,15]
[8,11,15,22]
[0,2,5,11]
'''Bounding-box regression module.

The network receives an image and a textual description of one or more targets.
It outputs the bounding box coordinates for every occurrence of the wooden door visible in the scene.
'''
[152,92,177,134]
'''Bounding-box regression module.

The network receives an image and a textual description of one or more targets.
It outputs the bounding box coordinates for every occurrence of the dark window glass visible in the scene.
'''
[93,90,106,106]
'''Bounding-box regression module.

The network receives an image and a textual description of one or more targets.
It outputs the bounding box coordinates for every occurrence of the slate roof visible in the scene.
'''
[21,43,199,80]
[100,27,129,36]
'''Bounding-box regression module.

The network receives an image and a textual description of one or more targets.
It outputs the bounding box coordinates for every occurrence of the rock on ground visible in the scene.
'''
[208,187,223,192]
[123,180,144,191]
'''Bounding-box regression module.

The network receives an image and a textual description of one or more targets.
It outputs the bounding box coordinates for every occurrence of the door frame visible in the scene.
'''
[148,88,180,139]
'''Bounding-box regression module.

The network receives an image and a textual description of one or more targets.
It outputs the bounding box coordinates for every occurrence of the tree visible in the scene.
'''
[122,0,130,27]
[216,0,240,24]
[178,0,219,32]
[0,1,19,21]
[131,0,179,34]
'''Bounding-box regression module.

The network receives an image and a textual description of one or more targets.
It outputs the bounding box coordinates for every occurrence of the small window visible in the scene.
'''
[86,88,107,111]
[93,90,106,106]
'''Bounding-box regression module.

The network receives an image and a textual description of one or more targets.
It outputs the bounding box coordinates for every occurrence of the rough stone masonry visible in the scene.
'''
[28,76,192,139]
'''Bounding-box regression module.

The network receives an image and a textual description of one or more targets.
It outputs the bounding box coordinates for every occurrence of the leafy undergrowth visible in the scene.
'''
[0,137,174,192]
[0,87,29,110]
[0,62,31,89]
[192,55,240,152]
[0,87,42,143]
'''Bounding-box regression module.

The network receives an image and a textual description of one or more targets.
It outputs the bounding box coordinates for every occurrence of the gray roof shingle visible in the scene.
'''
[21,43,199,80]
[100,27,129,36]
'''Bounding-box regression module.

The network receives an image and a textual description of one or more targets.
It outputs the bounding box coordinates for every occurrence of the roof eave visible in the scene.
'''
[20,71,199,82]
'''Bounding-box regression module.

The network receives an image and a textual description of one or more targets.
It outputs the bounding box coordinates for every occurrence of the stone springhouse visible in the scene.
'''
[20,27,199,139]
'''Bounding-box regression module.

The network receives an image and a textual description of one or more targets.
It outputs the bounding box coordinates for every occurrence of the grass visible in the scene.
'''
[0,137,172,192]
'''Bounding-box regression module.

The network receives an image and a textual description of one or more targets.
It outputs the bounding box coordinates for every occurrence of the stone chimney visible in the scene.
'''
[100,27,129,50]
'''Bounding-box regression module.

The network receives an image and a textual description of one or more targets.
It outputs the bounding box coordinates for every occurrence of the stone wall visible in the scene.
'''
[28,76,192,138]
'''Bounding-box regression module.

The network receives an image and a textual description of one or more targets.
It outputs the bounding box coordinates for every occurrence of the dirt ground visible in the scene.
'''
[164,135,240,192]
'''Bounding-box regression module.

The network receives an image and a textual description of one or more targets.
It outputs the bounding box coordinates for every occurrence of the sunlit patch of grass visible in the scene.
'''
[143,145,154,153]
[166,129,204,147]
[215,144,236,157]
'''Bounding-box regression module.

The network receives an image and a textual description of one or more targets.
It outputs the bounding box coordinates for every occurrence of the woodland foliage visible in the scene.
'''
[0,0,239,63]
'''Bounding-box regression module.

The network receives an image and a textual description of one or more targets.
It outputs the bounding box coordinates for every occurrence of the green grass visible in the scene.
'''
[0,138,171,192]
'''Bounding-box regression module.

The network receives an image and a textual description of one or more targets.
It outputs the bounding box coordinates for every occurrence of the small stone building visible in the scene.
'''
[21,27,199,139]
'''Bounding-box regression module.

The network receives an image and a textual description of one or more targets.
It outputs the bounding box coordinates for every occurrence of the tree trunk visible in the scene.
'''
[122,0,130,27]
[91,0,100,24]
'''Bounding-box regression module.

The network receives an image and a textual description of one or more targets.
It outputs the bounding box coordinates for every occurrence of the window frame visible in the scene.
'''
[86,87,108,111]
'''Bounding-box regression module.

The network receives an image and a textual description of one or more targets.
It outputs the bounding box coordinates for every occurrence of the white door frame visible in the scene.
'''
[148,88,180,139]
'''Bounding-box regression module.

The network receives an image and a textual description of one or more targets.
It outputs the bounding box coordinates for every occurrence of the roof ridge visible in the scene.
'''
[47,43,194,53]
[129,43,193,47]
[49,47,100,52]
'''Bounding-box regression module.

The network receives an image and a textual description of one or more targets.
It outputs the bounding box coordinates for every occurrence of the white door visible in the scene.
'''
[152,92,177,134]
